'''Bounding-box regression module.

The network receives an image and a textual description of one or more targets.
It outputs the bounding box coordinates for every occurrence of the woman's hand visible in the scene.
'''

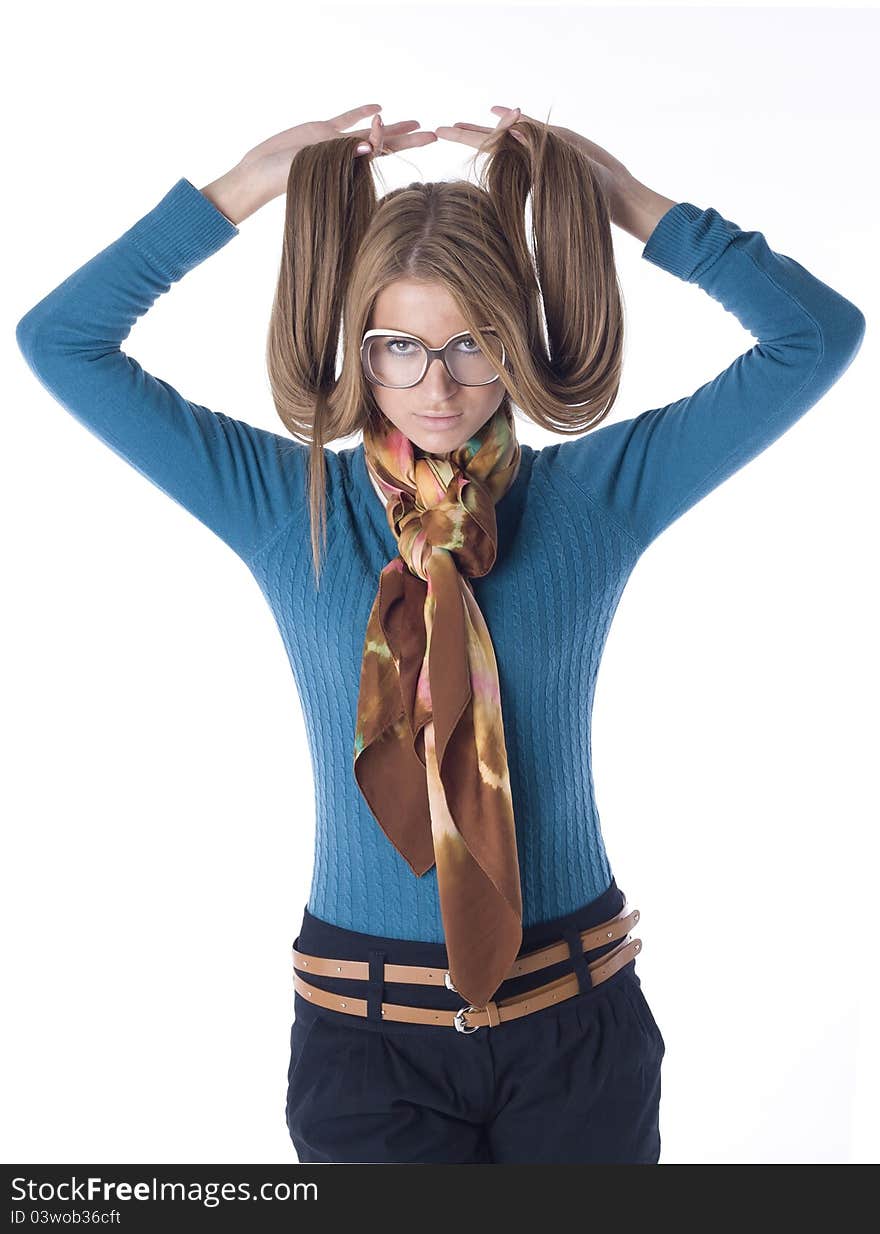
[202,104,437,224]
[435,105,639,226]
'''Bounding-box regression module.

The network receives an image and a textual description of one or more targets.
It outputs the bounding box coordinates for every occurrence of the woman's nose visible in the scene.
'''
[424,356,458,388]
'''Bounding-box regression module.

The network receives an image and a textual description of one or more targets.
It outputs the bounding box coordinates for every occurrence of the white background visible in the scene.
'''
[4,1,878,1165]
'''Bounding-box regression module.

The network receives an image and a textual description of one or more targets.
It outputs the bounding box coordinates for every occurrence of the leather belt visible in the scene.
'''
[292,904,641,1033]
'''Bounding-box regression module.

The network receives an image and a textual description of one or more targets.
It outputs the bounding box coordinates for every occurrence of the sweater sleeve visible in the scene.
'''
[546,201,867,553]
[14,176,308,566]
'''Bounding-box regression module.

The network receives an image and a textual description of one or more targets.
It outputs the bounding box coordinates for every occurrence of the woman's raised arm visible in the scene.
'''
[548,201,866,554]
[14,175,310,567]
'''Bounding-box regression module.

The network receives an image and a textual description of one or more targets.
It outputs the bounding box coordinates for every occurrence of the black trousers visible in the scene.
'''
[285,878,665,1164]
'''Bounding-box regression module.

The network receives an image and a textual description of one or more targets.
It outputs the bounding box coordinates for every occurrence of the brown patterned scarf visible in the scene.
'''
[353,404,523,1008]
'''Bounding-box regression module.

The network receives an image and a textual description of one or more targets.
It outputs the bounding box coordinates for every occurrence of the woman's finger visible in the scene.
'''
[491,105,532,122]
[433,125,486,148]
[385,132,438,152]
[328,104,384,130]
[352,120,422,139]
[354,116,438,157]
[435,121,526,148]
[356,133,438,156]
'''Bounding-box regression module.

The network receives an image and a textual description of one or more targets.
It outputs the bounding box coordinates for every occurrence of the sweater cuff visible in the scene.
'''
[641,201,741,283]
[124,176,240,282]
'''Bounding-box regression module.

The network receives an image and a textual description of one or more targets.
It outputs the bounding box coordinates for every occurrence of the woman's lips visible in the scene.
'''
[416,413,463,429]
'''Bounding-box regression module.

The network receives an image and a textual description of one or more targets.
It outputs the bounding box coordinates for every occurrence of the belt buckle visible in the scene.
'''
[454,1005,480,1034]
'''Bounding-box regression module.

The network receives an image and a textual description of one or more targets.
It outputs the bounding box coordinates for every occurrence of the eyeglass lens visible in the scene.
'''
[366,334,499,387]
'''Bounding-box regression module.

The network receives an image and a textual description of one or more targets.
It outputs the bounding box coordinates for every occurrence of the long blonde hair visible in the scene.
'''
[266,114,624,586]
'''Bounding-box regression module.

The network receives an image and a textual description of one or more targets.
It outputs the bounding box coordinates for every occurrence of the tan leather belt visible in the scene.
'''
[292,904,641,1033]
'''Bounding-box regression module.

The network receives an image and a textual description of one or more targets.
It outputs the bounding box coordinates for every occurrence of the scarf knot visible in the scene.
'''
[353,408,524,1009]
[394,466,497,583]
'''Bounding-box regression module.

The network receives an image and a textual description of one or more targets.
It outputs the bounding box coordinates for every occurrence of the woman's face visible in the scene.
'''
[365,278,506,457]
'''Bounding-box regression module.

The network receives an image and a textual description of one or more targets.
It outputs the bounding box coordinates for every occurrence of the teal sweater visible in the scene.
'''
[15,177,865,942]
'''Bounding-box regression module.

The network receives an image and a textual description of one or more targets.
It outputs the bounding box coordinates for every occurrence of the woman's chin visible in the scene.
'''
[412,423,468,456]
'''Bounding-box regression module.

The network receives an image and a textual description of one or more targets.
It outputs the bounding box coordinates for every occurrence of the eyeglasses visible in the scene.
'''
[360,327,506,389]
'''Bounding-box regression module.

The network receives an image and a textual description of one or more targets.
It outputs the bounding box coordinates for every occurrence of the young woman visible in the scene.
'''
[15,103,865,1165]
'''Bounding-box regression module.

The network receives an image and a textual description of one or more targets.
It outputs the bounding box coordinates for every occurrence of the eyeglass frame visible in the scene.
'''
[360,327,507,389]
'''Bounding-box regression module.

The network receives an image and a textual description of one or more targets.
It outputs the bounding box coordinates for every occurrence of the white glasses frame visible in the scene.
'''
[360,327,506,389]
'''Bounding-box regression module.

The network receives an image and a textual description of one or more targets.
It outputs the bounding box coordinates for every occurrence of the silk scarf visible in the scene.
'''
[353,405,523,1009]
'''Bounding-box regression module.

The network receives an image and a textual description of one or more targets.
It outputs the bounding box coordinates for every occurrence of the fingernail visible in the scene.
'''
[357,143,371,154]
